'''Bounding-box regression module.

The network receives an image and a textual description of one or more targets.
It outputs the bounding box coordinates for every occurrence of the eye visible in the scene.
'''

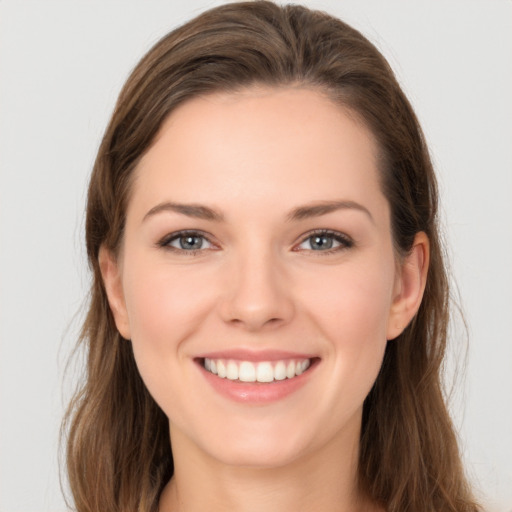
[296,230,353,253]
[158,230,214,253]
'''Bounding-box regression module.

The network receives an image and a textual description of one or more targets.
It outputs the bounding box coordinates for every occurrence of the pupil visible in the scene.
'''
[311,235,332,250]
[180,235,202,250]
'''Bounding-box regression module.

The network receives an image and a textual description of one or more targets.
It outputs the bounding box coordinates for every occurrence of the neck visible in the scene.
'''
[159,416,377,512]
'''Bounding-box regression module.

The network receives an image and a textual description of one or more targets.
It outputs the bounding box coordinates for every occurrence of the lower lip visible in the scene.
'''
[198,360,318,404]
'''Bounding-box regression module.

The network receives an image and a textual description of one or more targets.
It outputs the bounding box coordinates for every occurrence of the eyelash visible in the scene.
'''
[294,229,354,254]
[157,230,216,256]
[157,229,354,256]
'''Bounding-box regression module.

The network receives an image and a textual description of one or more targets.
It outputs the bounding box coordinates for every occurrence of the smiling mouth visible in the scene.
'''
[200,357,315,383]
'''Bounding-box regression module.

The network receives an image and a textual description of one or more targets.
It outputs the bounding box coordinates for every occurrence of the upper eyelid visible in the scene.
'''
[292,230,354,254]
[158,229,217,247]
[296,229,353,244]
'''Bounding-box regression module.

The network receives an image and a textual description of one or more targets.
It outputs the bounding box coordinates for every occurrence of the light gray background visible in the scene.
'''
[1,1,511,511]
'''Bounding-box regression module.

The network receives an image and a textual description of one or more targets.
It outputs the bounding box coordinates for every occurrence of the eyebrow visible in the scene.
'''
[143,202,225,223]
[286,200,374,224]
[142,199,374,224]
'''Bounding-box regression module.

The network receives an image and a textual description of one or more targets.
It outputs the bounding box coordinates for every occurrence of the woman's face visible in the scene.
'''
[102,87,423,468]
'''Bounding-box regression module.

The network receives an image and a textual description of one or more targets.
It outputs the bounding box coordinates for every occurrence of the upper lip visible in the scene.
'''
[195,349,317,362]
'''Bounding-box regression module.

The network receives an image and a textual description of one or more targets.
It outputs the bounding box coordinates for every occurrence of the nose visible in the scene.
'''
[218,247,295,332]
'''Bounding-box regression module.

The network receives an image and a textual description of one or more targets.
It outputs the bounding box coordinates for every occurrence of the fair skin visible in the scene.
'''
[100,87,429,512]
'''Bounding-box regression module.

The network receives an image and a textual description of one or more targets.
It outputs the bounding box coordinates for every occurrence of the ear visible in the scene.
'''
[98,245,131,340]
[387,232,430,340]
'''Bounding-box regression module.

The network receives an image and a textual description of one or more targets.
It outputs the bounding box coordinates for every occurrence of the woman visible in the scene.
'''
[64,2,481,511]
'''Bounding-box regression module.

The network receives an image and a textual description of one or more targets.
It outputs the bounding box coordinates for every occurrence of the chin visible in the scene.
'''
[188,411,331,469]
[207,436,309,469]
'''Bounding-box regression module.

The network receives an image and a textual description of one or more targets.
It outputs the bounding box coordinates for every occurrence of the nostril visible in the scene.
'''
[218,278,295,331]
[239,316,285,331]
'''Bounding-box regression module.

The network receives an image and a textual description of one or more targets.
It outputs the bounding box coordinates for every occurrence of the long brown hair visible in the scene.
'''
[63,2,481,511]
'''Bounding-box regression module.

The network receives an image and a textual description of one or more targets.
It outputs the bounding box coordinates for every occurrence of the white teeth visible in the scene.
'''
[295,359,310,375]
[286,360,295,379]
[239,361,256,382]
[203,357,312,382]
[217,360,227,378]
[256,362,274,383]
[226,360,238,380]
[274,361,287,381]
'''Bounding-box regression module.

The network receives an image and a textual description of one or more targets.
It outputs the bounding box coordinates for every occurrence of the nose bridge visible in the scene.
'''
[219,239,294,330]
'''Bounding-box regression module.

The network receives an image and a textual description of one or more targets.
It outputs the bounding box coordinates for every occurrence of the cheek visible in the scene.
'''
[297,258,395,432]
[121,256,222,418]
[122,257,219,364]
[124,261,221,414]
[304,258,395,339]
[301,255,395,390]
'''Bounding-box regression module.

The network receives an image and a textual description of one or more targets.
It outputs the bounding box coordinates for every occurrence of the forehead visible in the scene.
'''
[130,86,387,222]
